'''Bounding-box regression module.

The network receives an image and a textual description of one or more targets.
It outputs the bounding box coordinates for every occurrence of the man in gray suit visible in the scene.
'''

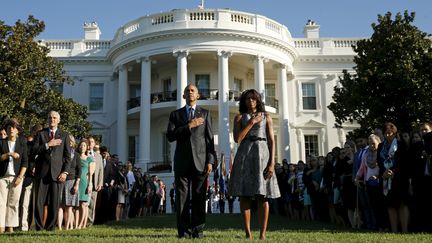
[167,84,216,239]
[87,136,103,226]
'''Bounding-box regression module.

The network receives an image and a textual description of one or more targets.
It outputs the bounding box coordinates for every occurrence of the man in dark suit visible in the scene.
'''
[167,84,216,238]
[97,145,116,223]
[32,111,71,230]
[411,122,432,231]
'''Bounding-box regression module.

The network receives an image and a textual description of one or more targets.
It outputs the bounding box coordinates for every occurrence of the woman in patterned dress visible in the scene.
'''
[228,89,280,240]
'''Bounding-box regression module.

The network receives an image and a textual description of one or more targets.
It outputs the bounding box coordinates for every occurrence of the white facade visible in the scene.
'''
[44,8,361,176]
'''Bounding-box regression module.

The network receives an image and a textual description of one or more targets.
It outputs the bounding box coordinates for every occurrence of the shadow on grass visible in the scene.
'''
[105,213,353,233]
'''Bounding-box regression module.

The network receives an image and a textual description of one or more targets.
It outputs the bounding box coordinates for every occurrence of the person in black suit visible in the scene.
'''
[166,84,216,238]
[96,145,117,223]
[32,111,71,231]
[0,119,28,233]
[19,124,42,231]
[411,122,432,232]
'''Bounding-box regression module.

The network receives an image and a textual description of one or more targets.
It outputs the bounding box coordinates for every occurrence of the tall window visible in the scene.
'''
[304,135,319,157]
[163,78,174,101]
[232,78,243,101]
[302,83,317,110]
[265,83,276,107]
[128,136,137,164]
[89,83,104,111]
[162,132,171,163]
[195,74,210,99]
[163,78,172,92]
[233,78,242,92]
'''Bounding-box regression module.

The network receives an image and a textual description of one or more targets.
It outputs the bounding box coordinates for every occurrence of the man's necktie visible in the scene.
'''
[189,108,194,121]
[50,131,55,140]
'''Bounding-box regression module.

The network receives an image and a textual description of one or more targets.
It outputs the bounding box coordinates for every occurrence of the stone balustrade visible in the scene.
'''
[44,41,73,50]
[112,8,293,45]
[294,38,361,49]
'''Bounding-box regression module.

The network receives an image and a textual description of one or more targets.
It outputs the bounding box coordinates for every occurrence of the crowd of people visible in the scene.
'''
[0,112,168,233]
[273,121,432,233]
[3,109,432,235]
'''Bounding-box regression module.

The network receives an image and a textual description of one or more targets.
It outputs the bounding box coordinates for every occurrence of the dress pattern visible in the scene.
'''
[79,156,93,202]
[228,113,280,199]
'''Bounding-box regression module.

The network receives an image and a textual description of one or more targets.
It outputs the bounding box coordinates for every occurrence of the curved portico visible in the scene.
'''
[108,8,298,172]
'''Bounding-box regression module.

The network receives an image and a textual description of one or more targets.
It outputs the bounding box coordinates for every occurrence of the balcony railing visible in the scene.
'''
[127,90,279,110]
[113,8,292,46]
[197,89,241,101]
[147,161,172,173]
[127,97,140,109]
[151,91,177,103]
[127,91,177,109]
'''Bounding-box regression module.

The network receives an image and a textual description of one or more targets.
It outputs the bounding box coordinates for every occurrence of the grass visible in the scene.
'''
[1,214,432,242]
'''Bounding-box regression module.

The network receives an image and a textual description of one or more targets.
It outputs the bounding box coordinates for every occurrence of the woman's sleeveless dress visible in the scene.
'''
[228,113,280,199]
[79,156,93,202]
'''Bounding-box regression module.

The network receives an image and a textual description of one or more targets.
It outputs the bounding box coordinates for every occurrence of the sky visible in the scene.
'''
[2,0,431,40]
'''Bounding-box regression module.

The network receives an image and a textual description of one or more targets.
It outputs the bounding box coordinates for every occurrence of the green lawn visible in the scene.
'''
[1,214,431,242]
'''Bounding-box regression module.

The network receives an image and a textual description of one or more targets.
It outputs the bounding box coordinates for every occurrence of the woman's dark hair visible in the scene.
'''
[78,138,89,154]
[3,118,23,133]
[238,89,266,113]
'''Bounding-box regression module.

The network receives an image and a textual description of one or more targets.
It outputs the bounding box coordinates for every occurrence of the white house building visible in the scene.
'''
[43,8,361,181]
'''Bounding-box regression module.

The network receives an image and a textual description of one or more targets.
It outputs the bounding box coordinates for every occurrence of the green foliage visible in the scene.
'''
[0,16,91,137]
[328,11,432,135]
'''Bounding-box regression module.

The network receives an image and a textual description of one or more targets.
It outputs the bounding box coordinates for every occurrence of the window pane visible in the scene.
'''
[195,74,210,99]
[90,83,104,111]
[303,97,317,110]
[163,132,171,163]
[233,78,242,92]
[304,135,318,157]
[265,84,276,97]
[302,83,316,110]
[128,136,136,164]
[302,83,316,97]
[89,98,103,111]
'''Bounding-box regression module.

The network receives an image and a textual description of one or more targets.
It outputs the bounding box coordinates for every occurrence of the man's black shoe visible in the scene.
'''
[192,231,204,239]
[178,230,191,239]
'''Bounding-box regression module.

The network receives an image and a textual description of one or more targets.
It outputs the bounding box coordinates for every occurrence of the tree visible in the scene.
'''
[328,11,432,136]
[0,16,91,137]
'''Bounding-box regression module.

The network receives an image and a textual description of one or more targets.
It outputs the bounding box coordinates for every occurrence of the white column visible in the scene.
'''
[137,57,151,171]
[255,55,266,102]
[117,65,128,163]
[276,64,291,162]
[296,128,304,161]
[174,50,189,108]
[218,50,232,171]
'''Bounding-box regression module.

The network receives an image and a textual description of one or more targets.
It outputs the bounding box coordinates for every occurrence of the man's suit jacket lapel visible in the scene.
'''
[41,129,50,143]
[179,106,189,124]
[194,106,202,118]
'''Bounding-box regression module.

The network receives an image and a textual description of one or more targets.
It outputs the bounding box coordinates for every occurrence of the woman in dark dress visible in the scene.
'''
[378,122,410,233]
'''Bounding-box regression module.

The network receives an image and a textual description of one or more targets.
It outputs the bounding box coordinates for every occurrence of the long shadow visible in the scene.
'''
[106,213,353,233]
